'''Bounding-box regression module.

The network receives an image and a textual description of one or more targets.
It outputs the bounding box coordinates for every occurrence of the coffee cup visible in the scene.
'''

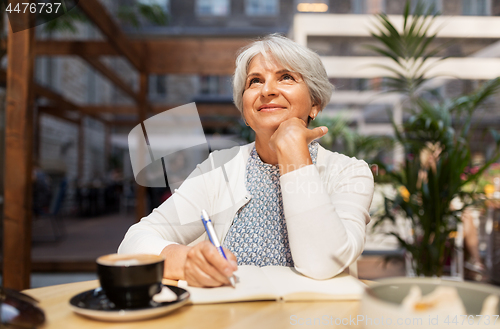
[96,253,165,309]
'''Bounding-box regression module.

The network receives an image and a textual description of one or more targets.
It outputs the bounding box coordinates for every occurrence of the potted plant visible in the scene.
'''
[370,1,500,277]
[311,115,393,165]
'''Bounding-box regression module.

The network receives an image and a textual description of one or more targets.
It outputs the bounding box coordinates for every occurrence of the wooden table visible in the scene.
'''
[23,280,367,329]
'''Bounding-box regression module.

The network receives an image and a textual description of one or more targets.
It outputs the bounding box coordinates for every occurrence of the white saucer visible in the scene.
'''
[69,285,190,322]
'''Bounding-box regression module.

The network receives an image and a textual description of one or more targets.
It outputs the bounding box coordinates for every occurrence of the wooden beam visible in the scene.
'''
[139,75,148,121]
[33,106,40,162]
[38,106,81,124]
[135,72,148,222]
[82,55,139,103]
[0,68,5,85]
[146,38,250,75]
[35,44,142,105]
[78,0,142,71]
[34,37,247,74]
[79,105,138,115]
[35,41,118,56]
[78,119,85,183]
[80,103,241,116]
[33,84,77,111]
[34,38,249,74]
[3,16,35,290]
[33,83,107,123]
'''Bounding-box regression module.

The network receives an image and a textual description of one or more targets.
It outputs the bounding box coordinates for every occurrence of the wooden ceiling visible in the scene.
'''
[31,0,246,126]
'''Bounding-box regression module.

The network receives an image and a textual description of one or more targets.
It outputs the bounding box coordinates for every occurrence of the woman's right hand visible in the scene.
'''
[161,241,237,287]
[184,241,238,287]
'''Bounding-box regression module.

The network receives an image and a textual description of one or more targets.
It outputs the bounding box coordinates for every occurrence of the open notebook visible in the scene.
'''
[178,265,366,304]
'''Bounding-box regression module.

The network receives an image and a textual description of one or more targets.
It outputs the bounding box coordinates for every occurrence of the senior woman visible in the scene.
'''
[118,34,374,287]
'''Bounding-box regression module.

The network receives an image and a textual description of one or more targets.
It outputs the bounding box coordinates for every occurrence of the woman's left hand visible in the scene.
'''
[269,117,327,151]
[269,117,327,175]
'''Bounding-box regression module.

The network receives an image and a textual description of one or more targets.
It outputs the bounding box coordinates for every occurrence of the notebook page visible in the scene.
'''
[178,265,278,304]
[261,266,366,301]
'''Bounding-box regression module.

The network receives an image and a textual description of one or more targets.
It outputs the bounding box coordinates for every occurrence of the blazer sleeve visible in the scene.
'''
[280,155,374,279]
[117,156,218,255]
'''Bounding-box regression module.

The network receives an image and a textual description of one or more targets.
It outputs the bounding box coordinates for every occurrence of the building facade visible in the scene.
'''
[23,0,500,215]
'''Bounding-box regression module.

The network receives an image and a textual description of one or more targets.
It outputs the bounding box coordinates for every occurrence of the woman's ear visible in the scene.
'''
[309,103,320,120]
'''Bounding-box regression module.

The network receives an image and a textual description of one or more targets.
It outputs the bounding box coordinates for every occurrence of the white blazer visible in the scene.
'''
[118,142,374,279]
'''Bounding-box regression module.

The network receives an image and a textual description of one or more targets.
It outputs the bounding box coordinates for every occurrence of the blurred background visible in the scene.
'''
[1,0,500,289]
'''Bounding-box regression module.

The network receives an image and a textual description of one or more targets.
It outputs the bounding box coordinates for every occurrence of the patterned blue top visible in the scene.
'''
[223,141,319,267]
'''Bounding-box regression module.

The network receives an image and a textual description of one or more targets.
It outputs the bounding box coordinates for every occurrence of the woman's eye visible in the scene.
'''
[249,78,260,85]
[282,74,294,81]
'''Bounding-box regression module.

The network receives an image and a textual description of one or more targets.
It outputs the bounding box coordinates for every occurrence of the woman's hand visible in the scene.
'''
[269,117,327,151]
[184,241,238,287]
[269,117,327,175]
[161,242,238,287]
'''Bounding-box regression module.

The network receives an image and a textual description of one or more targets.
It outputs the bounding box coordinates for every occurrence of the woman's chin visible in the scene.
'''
[259,111,288,121]
[254,123,281,135]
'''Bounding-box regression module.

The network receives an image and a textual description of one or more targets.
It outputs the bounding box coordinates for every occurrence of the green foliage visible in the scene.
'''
[117,2,168,29]
[41,6,87,34]
[311,115,393,163]
[232,118,255,143]
[377,78,500,276]
[367,1,448,101]
[370,1,500,276]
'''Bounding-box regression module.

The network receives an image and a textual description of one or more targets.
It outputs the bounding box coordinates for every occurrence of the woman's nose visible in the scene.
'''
[261,79,279,97]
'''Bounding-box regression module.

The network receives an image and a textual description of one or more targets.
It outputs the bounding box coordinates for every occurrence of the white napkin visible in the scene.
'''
[152,286,178,303]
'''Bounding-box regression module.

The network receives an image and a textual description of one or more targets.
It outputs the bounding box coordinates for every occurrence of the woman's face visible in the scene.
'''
[242,53,319,136]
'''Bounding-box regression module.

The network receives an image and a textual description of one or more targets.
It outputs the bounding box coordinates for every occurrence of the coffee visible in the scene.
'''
[97,254,163,267]
[97,253,165,309]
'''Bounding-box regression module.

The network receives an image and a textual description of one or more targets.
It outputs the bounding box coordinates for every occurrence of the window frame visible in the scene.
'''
[245,0,279,16]
[412,0,442,15]
[196,0,230,16]
[138,0,170,14]
[462,0,491,16]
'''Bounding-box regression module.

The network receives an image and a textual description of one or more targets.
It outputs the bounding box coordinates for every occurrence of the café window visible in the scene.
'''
[412,0,441,14]
[352,0,385,14]
[352,0,365,13]
[246,0,279,16]
[462,0,490,15]
[196,0,230,16]
[149,75,168,100]
[138,0,170,12]
[199,75,232,96]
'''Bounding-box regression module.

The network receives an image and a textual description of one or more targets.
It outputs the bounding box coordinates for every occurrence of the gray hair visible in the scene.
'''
[232,34,333,113]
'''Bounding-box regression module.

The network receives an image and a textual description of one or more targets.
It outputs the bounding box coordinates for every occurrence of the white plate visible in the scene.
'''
[69,285,190,322]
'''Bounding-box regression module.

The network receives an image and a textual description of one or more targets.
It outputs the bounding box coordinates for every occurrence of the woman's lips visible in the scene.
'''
[258,105,285,112]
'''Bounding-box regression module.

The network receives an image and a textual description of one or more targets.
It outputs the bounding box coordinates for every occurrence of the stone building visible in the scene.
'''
[19,0,500,215]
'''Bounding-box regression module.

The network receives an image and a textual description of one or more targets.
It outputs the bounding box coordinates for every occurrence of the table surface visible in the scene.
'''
[23,279,369,329]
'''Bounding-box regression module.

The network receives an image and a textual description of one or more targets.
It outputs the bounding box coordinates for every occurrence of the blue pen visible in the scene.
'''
[201,209,236,287]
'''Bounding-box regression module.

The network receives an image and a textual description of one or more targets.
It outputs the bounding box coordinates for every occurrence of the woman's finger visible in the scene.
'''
[185,242,232,286]
[222,247,238,270]
[307,126,328,143]
[185,262,221,287]
[199,242,235,280]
